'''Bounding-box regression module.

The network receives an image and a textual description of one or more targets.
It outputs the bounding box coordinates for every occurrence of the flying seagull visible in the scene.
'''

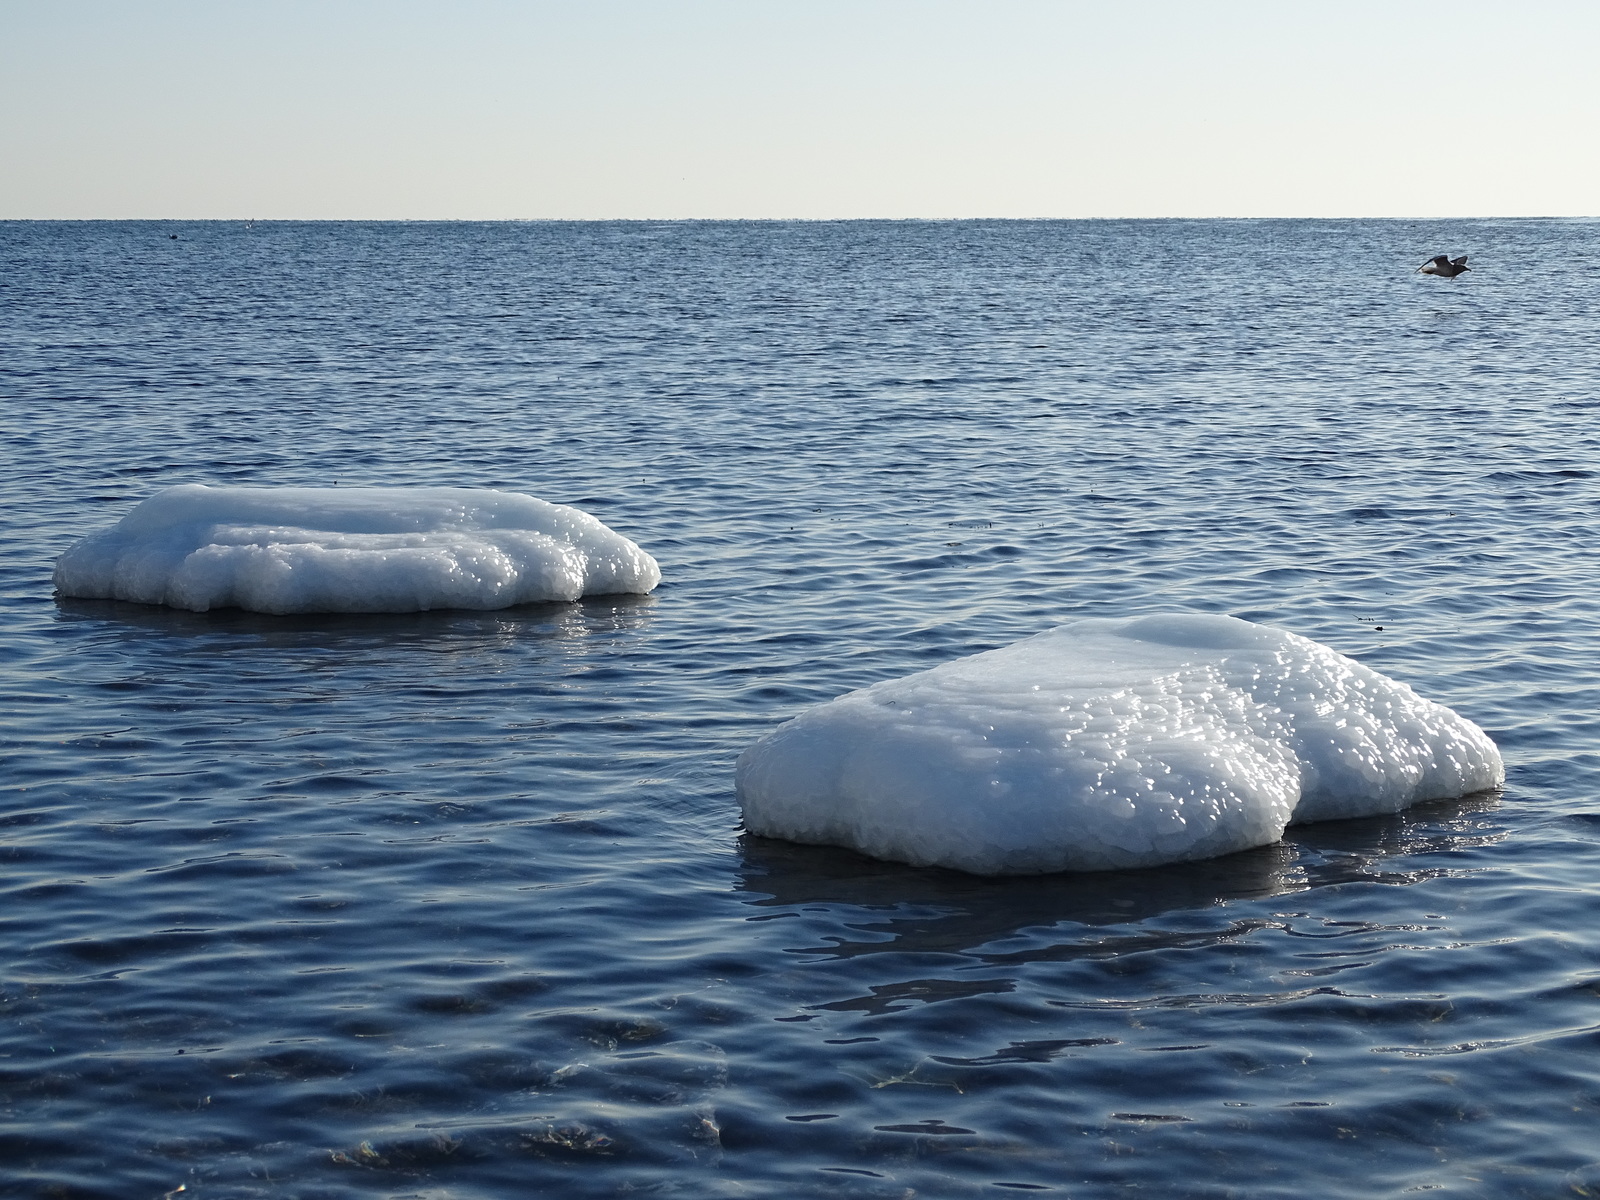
[1418,254,1470,279]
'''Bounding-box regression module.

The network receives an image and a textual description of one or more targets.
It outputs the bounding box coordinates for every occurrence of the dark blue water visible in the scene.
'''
[4,219,1600,1199]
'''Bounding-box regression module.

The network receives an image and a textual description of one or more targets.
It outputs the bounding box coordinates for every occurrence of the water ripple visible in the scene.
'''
[3,218,1600,1197]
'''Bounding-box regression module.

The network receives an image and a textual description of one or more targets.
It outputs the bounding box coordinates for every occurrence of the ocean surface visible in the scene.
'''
[3,218,1599,1199]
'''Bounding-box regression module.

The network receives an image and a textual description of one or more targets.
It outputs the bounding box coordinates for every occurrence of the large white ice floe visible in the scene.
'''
[54,484,661,614]
[736,614,1503,875]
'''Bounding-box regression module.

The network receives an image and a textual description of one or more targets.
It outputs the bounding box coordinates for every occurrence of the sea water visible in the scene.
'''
[3,219,1600,1198]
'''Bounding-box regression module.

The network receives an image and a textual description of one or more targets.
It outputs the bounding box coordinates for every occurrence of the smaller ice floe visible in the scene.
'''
[736,615,1503,875]
[54,485,661,614]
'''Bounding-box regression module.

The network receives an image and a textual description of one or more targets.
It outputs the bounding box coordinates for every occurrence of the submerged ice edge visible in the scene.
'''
[52,484,662,614]
[736,614,1504,875]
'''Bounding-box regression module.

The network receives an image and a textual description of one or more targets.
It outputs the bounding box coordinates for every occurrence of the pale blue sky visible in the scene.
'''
[3,1,1596,218]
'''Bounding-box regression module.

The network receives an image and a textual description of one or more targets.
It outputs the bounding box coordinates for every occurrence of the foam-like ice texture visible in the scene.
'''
[736,615,1503,874]
[54,485,661,614]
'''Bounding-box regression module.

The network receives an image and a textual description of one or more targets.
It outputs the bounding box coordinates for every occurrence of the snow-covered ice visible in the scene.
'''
[54,485,661,614]
[736,614,1504,874]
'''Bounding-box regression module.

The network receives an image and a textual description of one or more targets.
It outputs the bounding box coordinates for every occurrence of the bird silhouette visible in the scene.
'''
[1418,254,1470,279]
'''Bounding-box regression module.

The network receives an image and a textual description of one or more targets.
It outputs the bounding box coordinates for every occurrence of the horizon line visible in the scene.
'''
[3,214,1594,224]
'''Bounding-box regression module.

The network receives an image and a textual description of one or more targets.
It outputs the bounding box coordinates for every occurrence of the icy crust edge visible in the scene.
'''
[735,615,1505,875]
[53,484,662,614]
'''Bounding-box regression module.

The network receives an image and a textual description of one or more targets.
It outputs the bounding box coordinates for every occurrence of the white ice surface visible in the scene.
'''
[736,614,1504,875]
[54,485,661,614]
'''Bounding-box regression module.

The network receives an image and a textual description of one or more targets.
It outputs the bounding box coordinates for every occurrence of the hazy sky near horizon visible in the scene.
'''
[4,1,1597,219]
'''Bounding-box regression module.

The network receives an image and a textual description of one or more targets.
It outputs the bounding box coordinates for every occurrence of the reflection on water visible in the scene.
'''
[53,591,658,646]
[739,836,1300,956]
[736,790,1506,963]
[1282,789,1507,885]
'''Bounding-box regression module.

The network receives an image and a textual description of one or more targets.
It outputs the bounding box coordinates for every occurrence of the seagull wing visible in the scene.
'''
[1451,255,1469,267]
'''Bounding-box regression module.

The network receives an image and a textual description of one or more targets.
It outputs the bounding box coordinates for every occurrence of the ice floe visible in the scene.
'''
[54,484,660,614]
[736,614,1503,874]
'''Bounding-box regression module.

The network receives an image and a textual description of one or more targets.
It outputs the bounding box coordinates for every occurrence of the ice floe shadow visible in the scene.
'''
[735,789,1505,962]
